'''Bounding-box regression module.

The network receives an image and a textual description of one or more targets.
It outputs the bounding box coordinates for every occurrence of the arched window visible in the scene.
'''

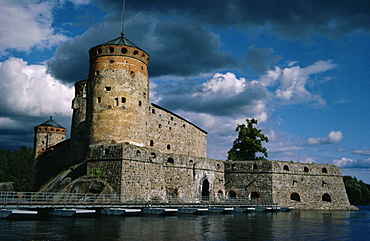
[253,164,258,170]
[304,167,309,172]
[167,144,171,150]
[283,165,289,171]
[322,167,328,173]
[250,191,260,200]
[322,193,331,202]
[290,192,301,202]
[167,158,174,164]
[228,191,237,198]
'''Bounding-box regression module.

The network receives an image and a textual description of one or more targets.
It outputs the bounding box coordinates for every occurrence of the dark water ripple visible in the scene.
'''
[1,206,369,241]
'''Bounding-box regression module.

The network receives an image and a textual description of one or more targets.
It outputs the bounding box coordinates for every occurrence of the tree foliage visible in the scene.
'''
[343,176,370,205]
[227,118,269,161]
[0,146,33,191]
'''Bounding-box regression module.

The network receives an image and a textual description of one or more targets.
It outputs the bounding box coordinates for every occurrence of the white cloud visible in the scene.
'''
[0,57,74,117]
[333,157,370,168]
[352,148,370,156]
[259,60,336,106]
[306,131,343,145]
[0,0,68,55]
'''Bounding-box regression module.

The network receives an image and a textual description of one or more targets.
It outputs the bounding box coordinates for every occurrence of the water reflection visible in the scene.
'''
[1,209,369,240]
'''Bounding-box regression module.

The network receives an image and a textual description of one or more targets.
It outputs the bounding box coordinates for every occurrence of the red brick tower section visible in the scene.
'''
[85,36,150,146]
[33,117,67,158]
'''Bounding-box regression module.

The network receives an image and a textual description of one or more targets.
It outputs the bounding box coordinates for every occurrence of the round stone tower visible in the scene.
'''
[33,117,67,158]
[85,36,150,146]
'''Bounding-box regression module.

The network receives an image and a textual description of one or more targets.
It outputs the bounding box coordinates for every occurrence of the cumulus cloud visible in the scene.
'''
[0,0,69,55]
[333,157,370,169]
[306,131,343,146]
[274,60,336,105]
[0,58,74,117]
[155,72,268,117]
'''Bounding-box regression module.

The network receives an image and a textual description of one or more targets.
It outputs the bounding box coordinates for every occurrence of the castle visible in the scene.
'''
[33,35,353,210]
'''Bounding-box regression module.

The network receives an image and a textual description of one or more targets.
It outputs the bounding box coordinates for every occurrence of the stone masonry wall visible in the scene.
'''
[147,104,207,158]
[86,143,223,202]
[224,160,273,203]
[271,161,351,210]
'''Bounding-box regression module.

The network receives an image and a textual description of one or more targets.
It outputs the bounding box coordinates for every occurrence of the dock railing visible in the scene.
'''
[0,191,277,208]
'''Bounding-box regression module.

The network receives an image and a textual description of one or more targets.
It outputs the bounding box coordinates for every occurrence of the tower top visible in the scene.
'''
[36,116,65,129]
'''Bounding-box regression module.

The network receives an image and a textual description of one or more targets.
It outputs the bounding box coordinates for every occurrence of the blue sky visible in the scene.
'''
[0,0,369,182]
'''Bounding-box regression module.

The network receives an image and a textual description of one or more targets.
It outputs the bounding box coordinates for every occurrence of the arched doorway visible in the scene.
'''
[201,179,210,200]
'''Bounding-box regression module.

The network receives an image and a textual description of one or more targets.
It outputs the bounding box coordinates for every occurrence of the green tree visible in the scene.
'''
[0,146,33,191]
[227,118,269,161]
[343,176,370,205]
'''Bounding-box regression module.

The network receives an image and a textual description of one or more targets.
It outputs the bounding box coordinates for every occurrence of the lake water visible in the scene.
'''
[1,206,369,240]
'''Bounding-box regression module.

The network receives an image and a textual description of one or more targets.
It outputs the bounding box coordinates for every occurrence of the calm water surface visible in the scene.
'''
[1,206,369,240]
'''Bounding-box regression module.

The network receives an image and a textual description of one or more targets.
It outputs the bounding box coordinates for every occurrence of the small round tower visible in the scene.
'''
[33,117,67,158]
[85,36,150,146]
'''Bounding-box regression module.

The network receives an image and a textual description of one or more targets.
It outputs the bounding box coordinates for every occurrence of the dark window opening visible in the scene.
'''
[322,193,331,202]
[108,47,114,53]
[250,192,260,200]
[133,50,138,55]
[97,97,101,103]
[322,167,328,173]
[158,124,162,128]
[138,101,142,106]
[253,164,258,170]
[167,158,174,164]
[110,59,114,63]
[283,165,289,171]
[290,192,301,202]
[304,167,309,172]
[104,149,110,155]
[167,144,171,150]
[231,164,236,170]
[228,191,237,198]
[105,86,111,91]
[322,181,327,187]
[152,109,155,114]
[121,97,126,103]
[293,180,298,186]
[97,48,102,54]
[150,140,154,147]
[115,98,119,106]
[136,150,141,154]
[202,179,210,199]
[121,48,127,54]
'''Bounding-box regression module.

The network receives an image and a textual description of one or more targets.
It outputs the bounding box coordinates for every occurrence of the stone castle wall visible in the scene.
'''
[86,143,224,201]
[147,104,207,157]
[270,161,350,209]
